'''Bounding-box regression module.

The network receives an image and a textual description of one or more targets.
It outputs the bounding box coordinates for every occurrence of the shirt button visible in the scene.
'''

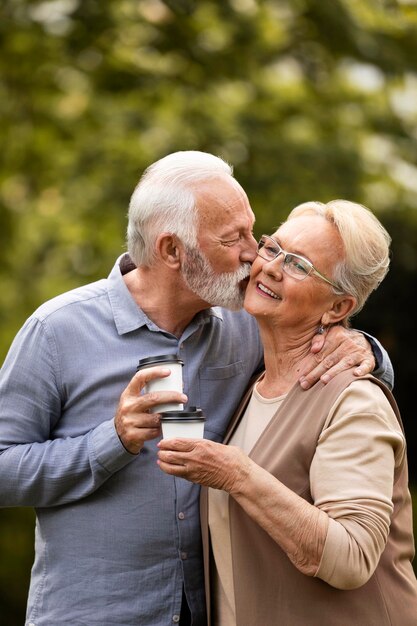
[172,615,180,623]
[178,512,185,520]
[180,551,188,560]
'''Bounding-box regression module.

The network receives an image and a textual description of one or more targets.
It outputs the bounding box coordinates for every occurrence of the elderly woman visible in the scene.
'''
[158,199,417,626]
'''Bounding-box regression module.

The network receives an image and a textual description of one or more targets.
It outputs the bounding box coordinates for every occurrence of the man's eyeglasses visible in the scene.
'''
[257,234,340,289]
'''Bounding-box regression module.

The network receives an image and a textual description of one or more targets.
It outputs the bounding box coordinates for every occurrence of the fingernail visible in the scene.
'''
[181,394,188,402]
[321,374,330,383]
[300,379,309,389]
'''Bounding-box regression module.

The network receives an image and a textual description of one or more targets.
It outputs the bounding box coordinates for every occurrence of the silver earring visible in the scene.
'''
[318,324,326,335]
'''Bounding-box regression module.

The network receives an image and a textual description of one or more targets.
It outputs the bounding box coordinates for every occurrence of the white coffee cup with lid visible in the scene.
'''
[160,408,206,439]
[136,354,184,413]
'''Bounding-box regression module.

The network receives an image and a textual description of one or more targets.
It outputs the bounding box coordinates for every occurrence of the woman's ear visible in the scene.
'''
[156,233,182,269]
[322,296,357,326]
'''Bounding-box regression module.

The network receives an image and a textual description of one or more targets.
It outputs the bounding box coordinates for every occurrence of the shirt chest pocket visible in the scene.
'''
[199,361,247,439]
[200,361,245,381]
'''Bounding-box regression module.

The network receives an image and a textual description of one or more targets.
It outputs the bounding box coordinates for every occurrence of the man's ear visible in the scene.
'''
[156,233,182,269]
[322,296,357,326]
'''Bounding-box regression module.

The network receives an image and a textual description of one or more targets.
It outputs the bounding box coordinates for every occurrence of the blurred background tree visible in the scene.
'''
[1,0,417,622]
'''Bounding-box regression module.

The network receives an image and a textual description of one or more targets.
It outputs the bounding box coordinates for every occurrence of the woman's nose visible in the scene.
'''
[263,252,285,277]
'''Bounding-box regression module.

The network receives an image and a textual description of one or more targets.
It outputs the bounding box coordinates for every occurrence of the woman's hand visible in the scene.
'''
[159,436,327,576]
[157,438,251,493]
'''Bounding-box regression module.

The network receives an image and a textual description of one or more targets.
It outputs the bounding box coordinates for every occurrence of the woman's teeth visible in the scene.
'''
[258,283,279,299]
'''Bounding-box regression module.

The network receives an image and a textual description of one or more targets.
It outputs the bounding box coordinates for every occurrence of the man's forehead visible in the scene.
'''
[195,176,250,214]
[195,175,243,199]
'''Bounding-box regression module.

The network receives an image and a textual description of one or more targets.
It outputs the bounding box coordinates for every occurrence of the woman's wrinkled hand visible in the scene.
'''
[157,438,251,493]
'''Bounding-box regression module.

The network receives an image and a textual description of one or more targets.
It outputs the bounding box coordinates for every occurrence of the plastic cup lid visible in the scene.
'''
[160,409,204,419]
[160,417,206,423]
[137,354,184,369]
[187,406,203,414]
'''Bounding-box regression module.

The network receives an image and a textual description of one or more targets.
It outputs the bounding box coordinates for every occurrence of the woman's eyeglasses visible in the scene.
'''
[257,234,340,290]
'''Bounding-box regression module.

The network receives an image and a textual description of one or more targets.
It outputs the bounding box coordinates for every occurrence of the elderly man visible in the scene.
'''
[0,151,391,625]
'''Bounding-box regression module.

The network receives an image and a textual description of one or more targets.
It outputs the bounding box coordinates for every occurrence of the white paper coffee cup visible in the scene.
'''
[137,354,184,413]
[160,409,206,439]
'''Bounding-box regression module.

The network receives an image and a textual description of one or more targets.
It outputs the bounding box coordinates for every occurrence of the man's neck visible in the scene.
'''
[123,266,210,338]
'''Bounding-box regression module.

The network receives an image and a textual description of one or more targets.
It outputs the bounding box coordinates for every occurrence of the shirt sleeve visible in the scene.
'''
[311,379,405,589]
[0,316,135,508]
[360,330,394,390]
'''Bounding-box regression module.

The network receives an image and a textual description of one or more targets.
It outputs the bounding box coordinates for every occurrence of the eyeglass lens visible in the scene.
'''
[258,236,312,279]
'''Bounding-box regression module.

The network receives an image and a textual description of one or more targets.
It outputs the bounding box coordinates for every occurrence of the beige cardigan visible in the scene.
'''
[200,371,417,625]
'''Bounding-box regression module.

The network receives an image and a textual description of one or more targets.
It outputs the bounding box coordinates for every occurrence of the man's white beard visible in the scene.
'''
[181,247,251,311]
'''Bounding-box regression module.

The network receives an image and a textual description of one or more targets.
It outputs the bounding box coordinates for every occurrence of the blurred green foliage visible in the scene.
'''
[1,0,417,622]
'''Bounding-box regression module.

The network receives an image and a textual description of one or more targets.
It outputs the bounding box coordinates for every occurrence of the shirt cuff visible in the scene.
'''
[360,331,394,390]
[89,419,137,475]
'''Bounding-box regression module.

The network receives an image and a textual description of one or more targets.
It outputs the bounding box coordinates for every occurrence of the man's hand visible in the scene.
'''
[115,366,188,455]
[298,326,375,390]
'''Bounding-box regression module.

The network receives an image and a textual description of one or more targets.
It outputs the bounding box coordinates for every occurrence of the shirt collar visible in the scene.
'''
[107,254,223,336]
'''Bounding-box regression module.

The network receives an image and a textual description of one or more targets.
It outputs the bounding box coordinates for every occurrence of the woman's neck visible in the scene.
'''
[257,325,313,398]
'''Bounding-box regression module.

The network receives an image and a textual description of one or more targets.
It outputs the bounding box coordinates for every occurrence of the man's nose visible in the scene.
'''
[241,235,258,263]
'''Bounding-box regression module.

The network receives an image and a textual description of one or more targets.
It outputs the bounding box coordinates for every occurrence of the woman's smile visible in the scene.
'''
[256,281,281,300]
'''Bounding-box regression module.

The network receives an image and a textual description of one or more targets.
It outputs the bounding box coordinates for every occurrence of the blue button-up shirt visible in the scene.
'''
[0,255,264,625]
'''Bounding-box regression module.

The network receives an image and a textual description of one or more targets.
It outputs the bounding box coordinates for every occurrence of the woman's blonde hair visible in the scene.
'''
[286,199,391,321]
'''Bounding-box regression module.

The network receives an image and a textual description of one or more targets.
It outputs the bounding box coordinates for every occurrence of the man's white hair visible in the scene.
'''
[127,151,233,266]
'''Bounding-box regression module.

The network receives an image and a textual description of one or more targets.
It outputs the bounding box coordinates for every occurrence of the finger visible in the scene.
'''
[158,438,197,452]
[311,324,348,357]
[157,459,188,477]
[299,351,344,388]
[325,349,375,378]
[117,417,162,454]
[310,332,326,354]
[157,448,190,473]
[319,352,375,384]
[319,355,359,384]
[353,357,375,377]
[157,449,185,464]
[132,413,162,430]
[299,366,325,389]
[129,366,172,395]
[137,427,162,442]
[138,390,188,413]
[298,351,332,388]
[115,403,160,430]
